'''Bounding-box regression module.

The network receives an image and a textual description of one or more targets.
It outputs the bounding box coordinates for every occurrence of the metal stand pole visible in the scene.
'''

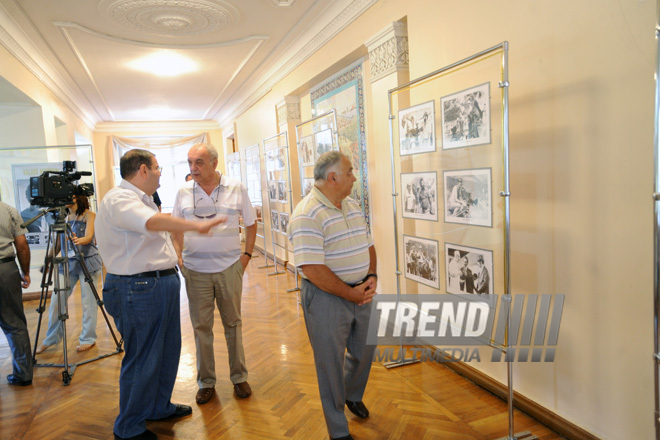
[653,4,660,437]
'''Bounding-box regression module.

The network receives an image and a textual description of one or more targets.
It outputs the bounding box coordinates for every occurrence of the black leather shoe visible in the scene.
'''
[147,404,192,421]
[331,435,354,440]
[7,374,32,386]
[345,400,369,418]
[114,429,157,440]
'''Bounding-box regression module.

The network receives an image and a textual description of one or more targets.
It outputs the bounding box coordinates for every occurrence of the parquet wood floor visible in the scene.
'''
[0,258,564,439]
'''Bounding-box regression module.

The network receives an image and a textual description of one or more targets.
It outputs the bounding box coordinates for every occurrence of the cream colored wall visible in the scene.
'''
[228,0,655,438]
[0,44,94,147]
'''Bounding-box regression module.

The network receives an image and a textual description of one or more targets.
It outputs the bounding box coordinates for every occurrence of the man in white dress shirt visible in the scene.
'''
[96,149,224,440]
[171,143,256,405]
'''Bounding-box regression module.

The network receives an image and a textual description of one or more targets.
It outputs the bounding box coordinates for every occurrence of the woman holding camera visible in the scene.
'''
[36,194,102,353]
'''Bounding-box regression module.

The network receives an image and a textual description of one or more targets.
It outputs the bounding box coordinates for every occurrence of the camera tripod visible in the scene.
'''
[30,206,123,385]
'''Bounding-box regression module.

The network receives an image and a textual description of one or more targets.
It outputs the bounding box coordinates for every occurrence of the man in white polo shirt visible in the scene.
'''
[96,149,224,440]
[172,143,257,405]
[288,151,377,440]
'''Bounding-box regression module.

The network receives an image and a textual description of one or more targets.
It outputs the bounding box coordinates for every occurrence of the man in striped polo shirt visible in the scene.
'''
[289,151,377,440]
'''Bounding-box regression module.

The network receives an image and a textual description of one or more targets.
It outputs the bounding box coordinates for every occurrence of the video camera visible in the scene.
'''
[29,160,94,207]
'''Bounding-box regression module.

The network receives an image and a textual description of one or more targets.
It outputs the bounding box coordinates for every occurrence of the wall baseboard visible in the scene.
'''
[438,354,600,440]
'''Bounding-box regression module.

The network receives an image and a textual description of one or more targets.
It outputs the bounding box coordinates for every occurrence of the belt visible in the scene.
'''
[116,267,178,278]
[0,256,15,264]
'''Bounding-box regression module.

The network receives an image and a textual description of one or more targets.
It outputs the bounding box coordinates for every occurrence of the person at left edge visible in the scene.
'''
[0,201,33,386]
[95,149,226,440]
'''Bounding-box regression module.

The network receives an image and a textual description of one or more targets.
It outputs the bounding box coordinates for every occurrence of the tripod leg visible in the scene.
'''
[32,233,57,360]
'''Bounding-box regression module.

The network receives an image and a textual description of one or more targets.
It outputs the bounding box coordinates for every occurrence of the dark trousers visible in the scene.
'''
[0,261,33,381]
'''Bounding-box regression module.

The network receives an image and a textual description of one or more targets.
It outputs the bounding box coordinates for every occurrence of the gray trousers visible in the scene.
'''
[301,279,376,438]
[0,261,33,381]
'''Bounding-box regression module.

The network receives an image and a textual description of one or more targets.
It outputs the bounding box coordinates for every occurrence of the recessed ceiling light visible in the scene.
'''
[128,51,197,77]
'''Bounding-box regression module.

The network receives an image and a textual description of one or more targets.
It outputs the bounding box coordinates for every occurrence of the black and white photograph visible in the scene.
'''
[403,235,440,290]
[279,212,289,236]
[401,171,438,221]
[314,128,334,157]
[267,180,277,202]
[399,100,436,156]
[443,168,492,227]
[277,180,288,203]
[445,243,493,295]
[227,152,242,181]
[299,134,315,167]
[271,209,279,231]
[266,148,286,172]
[302,177,314,197]
[441,82,490,150]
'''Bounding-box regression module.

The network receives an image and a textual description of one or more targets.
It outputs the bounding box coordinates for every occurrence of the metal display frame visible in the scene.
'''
[263,132,294,278]
[653,4,660,438]
[242,143,268,266]
[295,110,340,201]
[387,42,522,439]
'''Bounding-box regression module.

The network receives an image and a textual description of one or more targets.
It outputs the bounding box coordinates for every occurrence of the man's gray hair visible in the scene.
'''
[193,143,219,162]
[314,151,344,181]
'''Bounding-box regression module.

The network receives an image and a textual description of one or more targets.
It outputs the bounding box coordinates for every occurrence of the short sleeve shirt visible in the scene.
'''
[288,186,373,284]
[95,180,177,275]
[171,175,256,273]
[0,202,27,259]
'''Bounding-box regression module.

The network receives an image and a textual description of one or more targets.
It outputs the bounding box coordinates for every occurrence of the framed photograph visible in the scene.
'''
[226,152,242,181]
[299,134,315,167]
[441,82,490,150]
[271,209,280,231]
[314,128,334,157]
[399,100,436,156]
[277,180,288,203]
[266,148,285,172]
[279,212,290,236]
[401,171,438,221]
[302,177,314,197]
[403,235,440,290]
[445,243,493,295]
[267,180,277,203]
[443,168,492,227]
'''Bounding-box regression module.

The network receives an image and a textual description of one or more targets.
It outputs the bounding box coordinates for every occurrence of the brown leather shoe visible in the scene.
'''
[233,381,251,398]
[195,387,214,404]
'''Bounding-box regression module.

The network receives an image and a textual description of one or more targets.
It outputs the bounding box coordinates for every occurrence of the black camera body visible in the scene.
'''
[29,160,94,207]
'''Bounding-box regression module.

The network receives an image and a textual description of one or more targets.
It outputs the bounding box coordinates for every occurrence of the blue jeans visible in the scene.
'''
[103,272,182,438]
[42,269,101,346]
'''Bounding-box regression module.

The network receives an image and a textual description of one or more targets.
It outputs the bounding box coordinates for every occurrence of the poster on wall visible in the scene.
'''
[441,82,490,150]
[12,163,60,248]
[403,234,440,290]
[314,129,334,157]
[443,168,492,227]
[299,135,315,167]
[401,171,438,221]
[271,209,280,231]
[277,180,288,203]
[279,212,289,236]
[311,62,370,228]
[399,100,436,156]
[267,180,277,202]
[445,243,493,295]
[302,178,314,197]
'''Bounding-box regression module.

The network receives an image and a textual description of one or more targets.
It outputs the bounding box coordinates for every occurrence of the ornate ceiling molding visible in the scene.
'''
[217,0,378,126]
[0,8,97,127]
[53,21,268,49]
[95,119,220,133]
[263,0,297,6]
[98,0,240,37]
[364,20,408,83]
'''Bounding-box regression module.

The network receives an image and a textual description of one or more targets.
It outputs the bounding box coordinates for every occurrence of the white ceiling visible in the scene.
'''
[0,0,377,127]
